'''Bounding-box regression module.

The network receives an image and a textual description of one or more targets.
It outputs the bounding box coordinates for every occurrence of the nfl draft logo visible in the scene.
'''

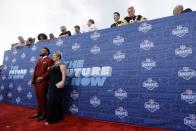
[181,89,196,104]
[4,56,9,61]
[140,40,154,51]
[29,68,34,74]
[8,83,13,89]
[90,45,100,55]
[114,88,127,100]
[31,45,37,51]
[175,44,192,58]
[56,39,64,46]
[13,50,17,56]
[69,104,79,114]
[113,51,126,62]
[28,80,32,86]
[0,85,4,90]
[178,67,196,80]
[184,114,196,130]
[30,56,36,63]
[115,107,128,119]
[1,75,6,80]
[72,43,80,51]
[12,58,16,64]
[143,78,159,91]
[90,31,100,40]
[0,94,3,101]
[144,99,160,112]
[141,58,156,70]
[20,53,26,59]
[70,90,79,100]
[16,97,21,104]
[138,22,152,33]
[90,96,101,107]
[3,65,7,71]
[172,25,189,37]
[17,85,23,93]
[27,92,32,99]
[7,92,12,98]
[113,35,124,45]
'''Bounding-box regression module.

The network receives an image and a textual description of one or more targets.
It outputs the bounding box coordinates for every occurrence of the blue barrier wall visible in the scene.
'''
[0,12,196,131]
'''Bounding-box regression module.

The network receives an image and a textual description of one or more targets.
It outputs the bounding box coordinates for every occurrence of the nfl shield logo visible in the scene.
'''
[20,53,26,59]
[143,78,159,90]
[113,35,124,45]
[113,51,126,62]
[0,85,4,90]
[31,45,37,51]
[16,97,21,104]
[4,56,9,61]
[7,92,12,98]
[90,45,100,55]
[56,39,64,46]
[144,99,160,112]
[181,89,196,104]
[72,43,80,51]
[90,31,100,40]
[172,25,189,37]
[27,92,32,99]
[141,58,156,70]
[8,83,13,89]
[12,58,16,64]
[13,50,17,56]
[30,56,36,63]
[175,44,192,58]
[69,104,79,114]
[114,88,127,100]
[140,40,154,51]
[184,114,196,130]
[115,107,128,119]
[90,96,101,107]
[17,85,23,93]
[178,67,196,80]
[138,22,152,33]
[70,90,79,100]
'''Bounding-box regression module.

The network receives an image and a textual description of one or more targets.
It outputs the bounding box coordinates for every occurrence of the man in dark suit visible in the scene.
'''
[29,47,54,121]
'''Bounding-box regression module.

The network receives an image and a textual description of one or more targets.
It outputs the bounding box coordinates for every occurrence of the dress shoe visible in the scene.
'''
[38,115,46,121]
[28,113,40,119]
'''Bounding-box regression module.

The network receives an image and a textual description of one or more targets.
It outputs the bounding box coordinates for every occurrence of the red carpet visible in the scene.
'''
[0,103,171,131]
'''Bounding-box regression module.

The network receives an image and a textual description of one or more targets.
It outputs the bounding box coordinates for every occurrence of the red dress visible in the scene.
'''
[32,56,54,116]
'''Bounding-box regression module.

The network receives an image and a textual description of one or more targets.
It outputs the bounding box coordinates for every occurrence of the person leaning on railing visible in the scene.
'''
[14,36,26,49]
[110,12,126,28]
[74,25,81,35]
[173,5,192,16]
[49,33,57,40]
[59,25,71,38]
[87,19,97,32]
[37,33,48,42]
[124,6,147,24]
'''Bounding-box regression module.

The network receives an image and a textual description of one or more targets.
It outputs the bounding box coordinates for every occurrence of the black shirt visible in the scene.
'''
[59,31,71,36]
[124,15,146,23]
[182,8,192,14]
[111,21,124,28]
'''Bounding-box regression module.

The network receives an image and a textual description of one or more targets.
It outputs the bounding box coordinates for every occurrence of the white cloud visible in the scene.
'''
[0,0,195,64]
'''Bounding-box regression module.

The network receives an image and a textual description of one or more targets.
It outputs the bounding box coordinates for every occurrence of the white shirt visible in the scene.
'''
[88,24,97,32]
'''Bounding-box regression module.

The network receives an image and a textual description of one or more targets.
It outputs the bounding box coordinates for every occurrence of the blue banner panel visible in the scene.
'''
[1,12,196,131]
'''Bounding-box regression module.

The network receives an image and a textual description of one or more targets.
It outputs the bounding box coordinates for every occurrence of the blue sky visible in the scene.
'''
[0,0,195,64]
